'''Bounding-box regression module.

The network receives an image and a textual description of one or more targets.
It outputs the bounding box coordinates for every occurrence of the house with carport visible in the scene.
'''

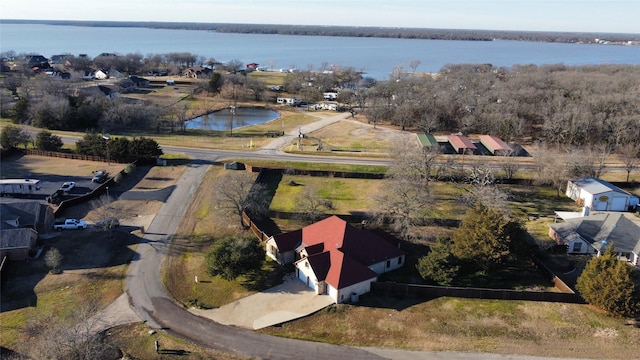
[265,216,405,303]
[566,177,638,212]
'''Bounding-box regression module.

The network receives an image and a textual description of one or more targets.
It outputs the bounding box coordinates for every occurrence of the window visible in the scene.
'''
[386,260,391,268]
[398,257,403,265]
[572,242,582,253]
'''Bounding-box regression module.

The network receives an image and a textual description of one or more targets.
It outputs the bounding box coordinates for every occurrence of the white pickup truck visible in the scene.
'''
[53,219,88,231]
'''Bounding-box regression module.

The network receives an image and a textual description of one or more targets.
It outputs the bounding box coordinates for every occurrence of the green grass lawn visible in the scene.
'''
[269,175,384,213]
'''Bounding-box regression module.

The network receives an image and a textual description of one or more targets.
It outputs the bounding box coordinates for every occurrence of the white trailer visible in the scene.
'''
[0,179,41,196]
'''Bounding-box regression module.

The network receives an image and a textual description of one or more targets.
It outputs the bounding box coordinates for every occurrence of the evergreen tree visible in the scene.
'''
[35,130,64,151]
[0,124,31,149]
[576,245,639,318]
[75,132,106,157]
[129,137,163,164]
[205,237,265,281]
[417,238,459,285]
[452,202,525,271]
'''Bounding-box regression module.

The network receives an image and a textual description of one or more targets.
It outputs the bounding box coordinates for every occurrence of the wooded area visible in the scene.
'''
[4,20,639,44]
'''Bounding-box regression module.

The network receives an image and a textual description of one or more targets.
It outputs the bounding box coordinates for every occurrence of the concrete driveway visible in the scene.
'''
[190,274,334,330]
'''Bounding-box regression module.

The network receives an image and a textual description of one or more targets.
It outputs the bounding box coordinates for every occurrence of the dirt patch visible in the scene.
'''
[0,153,125,179]
[307,119,416,153]
[132,166,187,191]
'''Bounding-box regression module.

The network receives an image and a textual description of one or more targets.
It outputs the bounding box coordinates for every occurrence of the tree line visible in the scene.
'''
[4,20,638,44]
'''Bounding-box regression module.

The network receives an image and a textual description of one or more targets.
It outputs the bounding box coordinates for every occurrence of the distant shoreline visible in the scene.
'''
[2,19,638,45]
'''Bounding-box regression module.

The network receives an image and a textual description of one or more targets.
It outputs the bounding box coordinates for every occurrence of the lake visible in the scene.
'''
[186,107,280,131]
[1,23,639,79]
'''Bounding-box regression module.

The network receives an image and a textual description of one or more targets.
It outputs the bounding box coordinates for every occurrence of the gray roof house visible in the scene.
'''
[1,201,53,262]
[549,212,640,266]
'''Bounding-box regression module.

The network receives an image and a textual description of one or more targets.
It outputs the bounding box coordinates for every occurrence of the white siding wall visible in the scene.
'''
[574,188,630,211]
[265,238,279,263]
[335,278,376,303]
[368,256,405,274]
[296,259,319,291]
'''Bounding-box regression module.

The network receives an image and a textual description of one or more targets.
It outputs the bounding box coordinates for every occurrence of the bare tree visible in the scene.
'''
[220,75,248,135]
[463,163,510,213]
[44,248,63,274]
[298,185,328,223]
[500,152,521,180]
[533,143,569,196]
[619,143,640,183]
[89,195,120,239]
[23,299,118,360]
[215,172,270,225]
[373,141,433,241]
[409,59,421,73]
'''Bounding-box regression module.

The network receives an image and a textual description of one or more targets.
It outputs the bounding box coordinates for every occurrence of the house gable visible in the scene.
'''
[286,216,405,302]
[549,212,640,264]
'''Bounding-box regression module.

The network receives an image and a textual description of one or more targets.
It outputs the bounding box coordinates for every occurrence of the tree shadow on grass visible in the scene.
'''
[0,230,138,312]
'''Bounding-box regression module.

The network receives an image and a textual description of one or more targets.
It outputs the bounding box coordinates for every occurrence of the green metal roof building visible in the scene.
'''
[417,133,438,147]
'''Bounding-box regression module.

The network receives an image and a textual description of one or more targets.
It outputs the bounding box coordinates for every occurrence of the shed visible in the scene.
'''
[478,135,512,156]
[417,133,438,147]
[566,177,638,211]
[447,134,477,155]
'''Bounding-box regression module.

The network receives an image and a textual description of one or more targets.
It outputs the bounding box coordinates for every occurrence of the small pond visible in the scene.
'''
[186,107,280,131]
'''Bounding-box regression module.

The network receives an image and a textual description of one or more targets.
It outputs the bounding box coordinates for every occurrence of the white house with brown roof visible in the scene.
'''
[265,216,405,303]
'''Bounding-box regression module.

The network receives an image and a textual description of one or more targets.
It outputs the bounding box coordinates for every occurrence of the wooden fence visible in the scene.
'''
[25,149,111,162]
[242,211,270,242]
[370,282,583,303]
[238,164,584,305]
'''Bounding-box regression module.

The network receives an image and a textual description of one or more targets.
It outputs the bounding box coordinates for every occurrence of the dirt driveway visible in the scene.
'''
[190,275,334,330]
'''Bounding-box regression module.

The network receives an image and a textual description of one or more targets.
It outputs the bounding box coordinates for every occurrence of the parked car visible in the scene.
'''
[46,189,65,205]
[59,181,75,192]
[92,170,109,183]
[94,217,120,229]
[53,218,87,231]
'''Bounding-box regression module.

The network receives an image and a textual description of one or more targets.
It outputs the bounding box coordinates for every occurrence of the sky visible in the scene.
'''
[1,0,639,34]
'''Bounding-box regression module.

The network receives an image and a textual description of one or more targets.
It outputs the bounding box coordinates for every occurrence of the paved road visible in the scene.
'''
[91,112,585,359]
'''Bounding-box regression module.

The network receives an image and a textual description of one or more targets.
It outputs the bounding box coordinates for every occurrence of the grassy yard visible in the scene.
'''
[261,296,640,359]
[0,230,135,351]
[270,175,383,213]
[163,166,284,309]
[104,323,246,359]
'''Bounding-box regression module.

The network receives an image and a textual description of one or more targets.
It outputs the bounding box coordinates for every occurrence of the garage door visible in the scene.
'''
[596,201,608,211]
[611,197,627,211]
